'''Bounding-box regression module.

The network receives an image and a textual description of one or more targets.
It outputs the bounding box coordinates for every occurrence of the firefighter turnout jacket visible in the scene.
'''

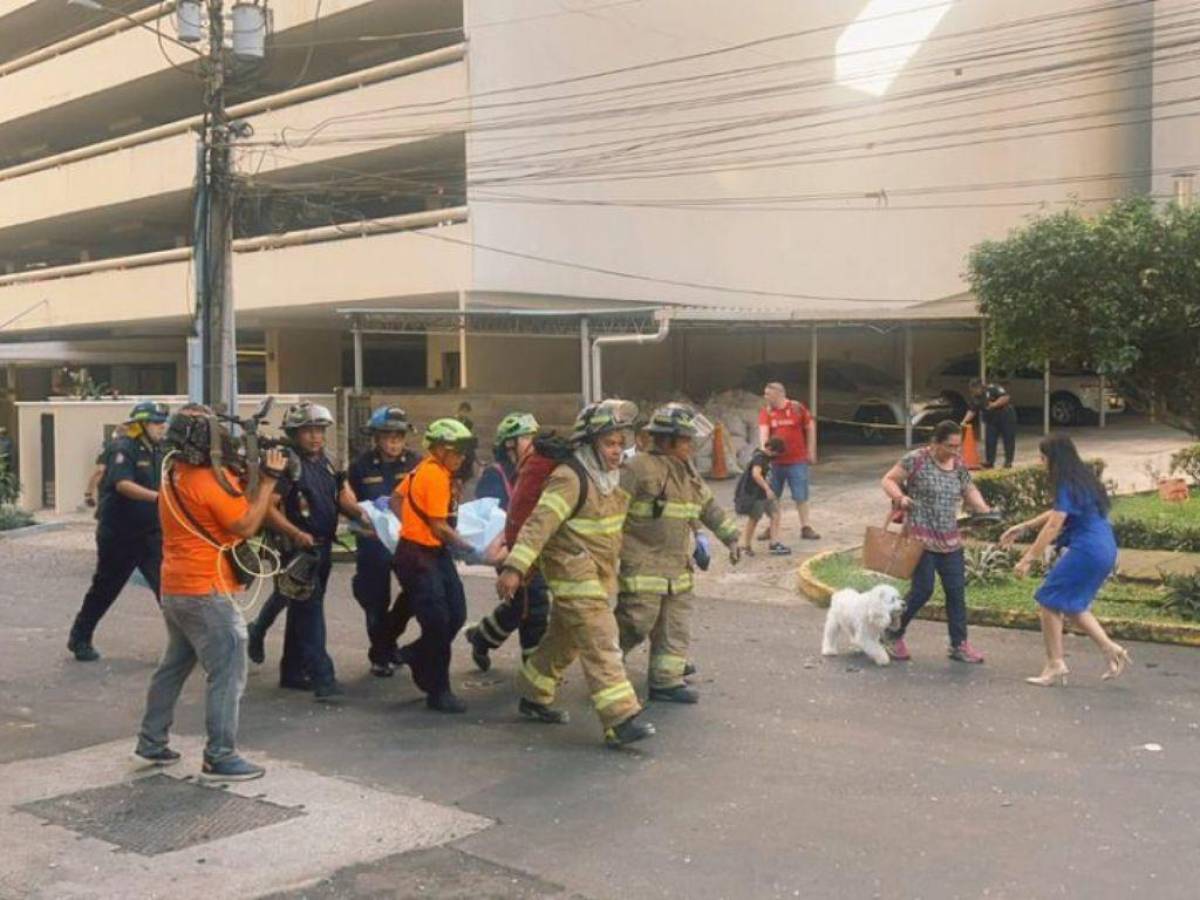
[618,451,739,595]
[502,464,628,600]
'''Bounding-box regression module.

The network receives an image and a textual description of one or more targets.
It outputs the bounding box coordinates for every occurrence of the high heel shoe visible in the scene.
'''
[1025,664,1069,687]
[1102,646,1131,681]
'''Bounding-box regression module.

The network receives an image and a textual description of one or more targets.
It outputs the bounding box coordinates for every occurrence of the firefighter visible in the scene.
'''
[68,401,170,661]
[466,412,551,670]
[497,399,656,748]
[391,418,477,713]
[617,403,741,703]
[348,405,422,677]
[247,401,368,701]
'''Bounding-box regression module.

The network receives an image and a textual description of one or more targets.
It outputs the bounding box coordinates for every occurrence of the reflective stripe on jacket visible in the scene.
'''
[618,451,738,594]
[503,464,629,600]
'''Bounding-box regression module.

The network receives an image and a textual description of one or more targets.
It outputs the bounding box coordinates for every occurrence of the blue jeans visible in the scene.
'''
[394,540,467,697]
[137,593,248,764]
[768,462,810,502]
[279,544,336,688]
[895,548,968,647]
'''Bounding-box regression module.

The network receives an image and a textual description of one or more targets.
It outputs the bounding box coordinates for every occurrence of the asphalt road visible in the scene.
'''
[2,526,1199,899]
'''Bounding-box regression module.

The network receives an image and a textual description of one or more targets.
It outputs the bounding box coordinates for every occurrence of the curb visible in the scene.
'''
[798,548,1200,648]
[0,521,67,541]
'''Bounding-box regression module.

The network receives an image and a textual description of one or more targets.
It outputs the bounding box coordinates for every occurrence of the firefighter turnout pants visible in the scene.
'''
[616,590,694,690]
[517,593,640,730]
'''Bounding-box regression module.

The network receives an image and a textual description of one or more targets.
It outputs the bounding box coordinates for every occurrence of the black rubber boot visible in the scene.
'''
[465,626,491,673]
[604,715,656,748]
[67,632,100,662]
[518,698,570,724]
[649,684,700,704]
[427,691,467,714]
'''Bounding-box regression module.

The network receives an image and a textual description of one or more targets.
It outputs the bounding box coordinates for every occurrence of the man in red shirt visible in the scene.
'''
[757,381,820,552]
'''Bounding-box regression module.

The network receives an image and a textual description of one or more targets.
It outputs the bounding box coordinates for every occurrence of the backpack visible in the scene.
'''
[504,433,589,546]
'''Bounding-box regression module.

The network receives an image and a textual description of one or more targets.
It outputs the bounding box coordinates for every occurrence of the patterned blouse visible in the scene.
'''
[900,447,973,553]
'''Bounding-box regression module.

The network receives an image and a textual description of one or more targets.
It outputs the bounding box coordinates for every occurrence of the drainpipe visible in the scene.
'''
[590,310,670,400]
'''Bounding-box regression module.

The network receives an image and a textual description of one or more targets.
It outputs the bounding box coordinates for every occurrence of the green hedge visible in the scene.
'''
[971,460,1106,530]
[1111,497,1200,553]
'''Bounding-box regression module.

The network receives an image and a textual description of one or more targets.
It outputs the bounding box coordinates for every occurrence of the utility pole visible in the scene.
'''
[200,0,237,414]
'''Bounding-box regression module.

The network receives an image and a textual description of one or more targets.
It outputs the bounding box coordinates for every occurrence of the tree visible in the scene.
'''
[968,198,1200,436]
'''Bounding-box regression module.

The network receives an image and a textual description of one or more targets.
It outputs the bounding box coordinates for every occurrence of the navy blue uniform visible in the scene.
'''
[70,434,164,646]
[252,452,344,691]
[348,449,421,665]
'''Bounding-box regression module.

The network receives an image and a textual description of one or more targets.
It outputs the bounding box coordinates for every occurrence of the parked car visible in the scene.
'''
[741,360,954,443]
[925,353,1126,426]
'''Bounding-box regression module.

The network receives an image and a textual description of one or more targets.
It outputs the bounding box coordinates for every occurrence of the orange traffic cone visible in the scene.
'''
[710,422,729,479]
[962,424,981,470]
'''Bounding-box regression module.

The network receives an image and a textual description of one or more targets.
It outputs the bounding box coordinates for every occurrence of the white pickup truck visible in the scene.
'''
[926,353,1126,427]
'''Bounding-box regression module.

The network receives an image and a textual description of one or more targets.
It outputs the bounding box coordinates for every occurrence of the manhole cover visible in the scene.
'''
[17,774,304,856]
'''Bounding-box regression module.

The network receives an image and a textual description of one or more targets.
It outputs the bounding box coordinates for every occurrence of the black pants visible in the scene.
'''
[393,540,466,698]
[894,548,968,647]
[253,545,336,689]
[984,410,1017,468]
[353,540,412,664]
[473,572,550,656]
[71,529,162,643]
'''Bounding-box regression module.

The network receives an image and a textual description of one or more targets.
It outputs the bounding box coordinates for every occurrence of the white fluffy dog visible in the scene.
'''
[821,585,905,666]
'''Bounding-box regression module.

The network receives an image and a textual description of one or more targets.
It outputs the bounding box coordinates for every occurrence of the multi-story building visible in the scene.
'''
[0,1,1194,449]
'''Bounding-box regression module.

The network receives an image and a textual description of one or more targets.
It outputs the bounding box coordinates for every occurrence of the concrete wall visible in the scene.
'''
[266,330,344,394]
[464,0,1155,313]
[1151,1,1200,201]
[464,334,581,393]
[16,394,335,514]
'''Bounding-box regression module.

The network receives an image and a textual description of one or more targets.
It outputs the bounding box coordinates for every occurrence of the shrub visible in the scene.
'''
[1169,444,1200,485]
[0,464,18,507]
[0,505,33,531]
[1111,518,1200,553]
[1162,571,1200,621]
[972,459,1106,525]
[963,543,1016,585]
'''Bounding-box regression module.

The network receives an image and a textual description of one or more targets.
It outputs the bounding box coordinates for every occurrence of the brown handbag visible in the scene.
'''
[862,510,925,579]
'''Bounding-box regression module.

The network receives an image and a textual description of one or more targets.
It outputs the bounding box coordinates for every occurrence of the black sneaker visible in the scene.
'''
[426,691,467,714]
[67,636,100,662]
[279,675,314,691]
[604,716,656,748]
[769,542,793,556]
[649,684,700,704]
[370,662,394,678]
[246,622,265,665]
[201,755,265,782]
[313,681,346,702]
[518,697,570,724]
[132,746,181,768]
[465,626,491,673]
[683,661,697,678]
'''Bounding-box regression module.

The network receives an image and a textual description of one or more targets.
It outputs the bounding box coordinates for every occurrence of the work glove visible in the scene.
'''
[692,533,711,571]
[372,496,391,513]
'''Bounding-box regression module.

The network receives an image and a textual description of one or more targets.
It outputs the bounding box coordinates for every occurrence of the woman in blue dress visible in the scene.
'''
[1000,434,1130,686]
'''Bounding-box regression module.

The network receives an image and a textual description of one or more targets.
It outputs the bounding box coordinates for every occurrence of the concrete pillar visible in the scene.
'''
[265,328,342,394]
[809,326,819,460]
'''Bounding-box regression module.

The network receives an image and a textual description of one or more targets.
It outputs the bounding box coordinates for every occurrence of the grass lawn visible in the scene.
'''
[810,550,1187,626]
[1111,488,1200,526]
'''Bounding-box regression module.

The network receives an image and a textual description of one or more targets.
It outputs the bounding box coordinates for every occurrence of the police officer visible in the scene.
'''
[348,405,422,677]
[247,402,369,701]
[68,401,170,662]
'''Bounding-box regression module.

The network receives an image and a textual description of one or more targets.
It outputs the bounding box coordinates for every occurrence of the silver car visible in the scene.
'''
[742,360,954,443]
[926,353,1126,427]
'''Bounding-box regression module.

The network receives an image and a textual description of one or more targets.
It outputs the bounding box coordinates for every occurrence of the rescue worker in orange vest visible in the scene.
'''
[497,399,655,748]
[617,403,741,704]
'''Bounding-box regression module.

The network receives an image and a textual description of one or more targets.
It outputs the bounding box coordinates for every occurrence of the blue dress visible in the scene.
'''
[1034,486,1118,614]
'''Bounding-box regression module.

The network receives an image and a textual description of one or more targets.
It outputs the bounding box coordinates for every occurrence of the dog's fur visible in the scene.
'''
[821,585,905,666]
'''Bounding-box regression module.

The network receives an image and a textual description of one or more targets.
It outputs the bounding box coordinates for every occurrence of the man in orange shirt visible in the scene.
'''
[390,418,477,713]
[134,410,285,781]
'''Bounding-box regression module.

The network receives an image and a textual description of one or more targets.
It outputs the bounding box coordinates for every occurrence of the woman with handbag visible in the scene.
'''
[879,421,994,663]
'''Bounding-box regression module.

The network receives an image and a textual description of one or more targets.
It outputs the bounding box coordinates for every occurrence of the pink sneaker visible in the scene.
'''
[949,641,985,664]
[885,636,911,661]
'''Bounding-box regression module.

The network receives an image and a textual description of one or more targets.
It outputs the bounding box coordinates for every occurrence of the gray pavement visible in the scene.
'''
[2,510,1200,899]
